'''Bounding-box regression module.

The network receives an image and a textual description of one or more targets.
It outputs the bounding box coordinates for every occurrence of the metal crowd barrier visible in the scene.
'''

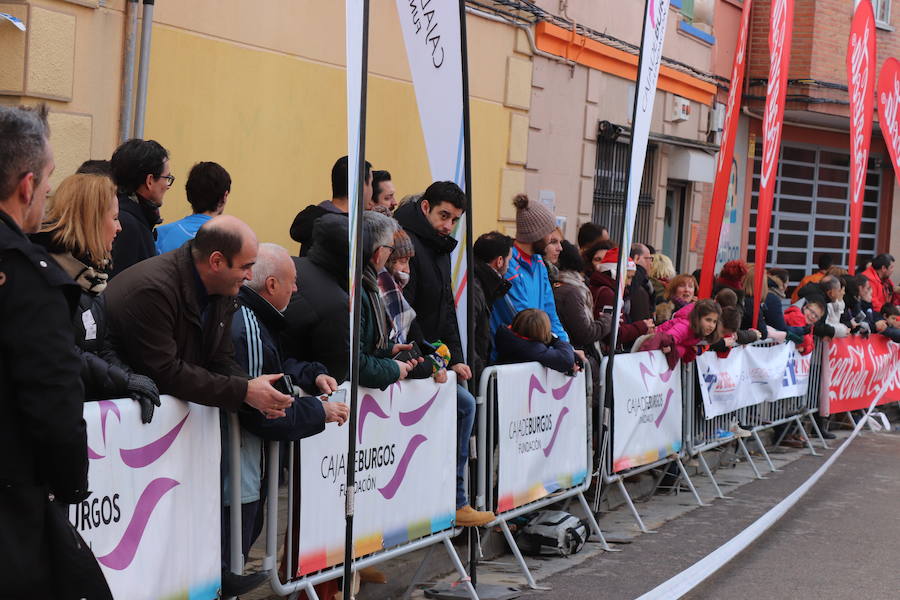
[475,361,616,589]
[684,340,828,500]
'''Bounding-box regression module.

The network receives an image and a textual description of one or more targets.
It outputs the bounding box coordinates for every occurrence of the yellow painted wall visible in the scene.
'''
[145,24,507,250]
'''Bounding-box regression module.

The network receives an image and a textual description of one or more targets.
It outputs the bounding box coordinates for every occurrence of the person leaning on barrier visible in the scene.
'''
[222,242,349,597]
[0,104,111,598]
[495,308,577,374]
[104,215,295,417]
[471,231,513,387]
[30,173,161,423]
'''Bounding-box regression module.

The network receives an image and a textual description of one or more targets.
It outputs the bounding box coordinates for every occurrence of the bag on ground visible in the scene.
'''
[515,510,590,557]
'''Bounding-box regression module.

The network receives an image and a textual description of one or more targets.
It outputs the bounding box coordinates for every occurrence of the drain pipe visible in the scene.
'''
[118,0,139,142]
[133,0,155,139]
[464,6,574,67]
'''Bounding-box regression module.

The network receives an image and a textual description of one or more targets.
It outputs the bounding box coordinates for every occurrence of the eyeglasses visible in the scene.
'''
[158,174,175,187]
[802,305,823,319]
[380,245,395,253]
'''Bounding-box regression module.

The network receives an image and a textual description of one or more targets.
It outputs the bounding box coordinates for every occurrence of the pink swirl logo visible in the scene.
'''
[527,374,578,456]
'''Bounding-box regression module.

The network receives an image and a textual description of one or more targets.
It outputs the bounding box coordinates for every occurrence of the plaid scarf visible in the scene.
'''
[377,268,416,344]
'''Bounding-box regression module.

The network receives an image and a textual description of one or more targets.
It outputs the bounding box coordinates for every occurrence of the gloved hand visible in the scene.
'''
[785,330,805,345]
[126,373,161,424]
[813,320,835,338]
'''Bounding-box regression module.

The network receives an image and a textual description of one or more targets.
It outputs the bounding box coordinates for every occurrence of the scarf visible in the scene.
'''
[51,251,108,294]
[362,265,392,350]
[557,269,594,324]
[377,268,416,344]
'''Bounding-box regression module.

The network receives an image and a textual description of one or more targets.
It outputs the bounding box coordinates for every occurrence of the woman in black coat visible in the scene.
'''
[32,174,159,422]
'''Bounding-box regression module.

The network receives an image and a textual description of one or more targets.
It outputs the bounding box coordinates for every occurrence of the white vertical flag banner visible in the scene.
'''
[394,0,469,360]
[346,0,364,373]
[611,0,670,347]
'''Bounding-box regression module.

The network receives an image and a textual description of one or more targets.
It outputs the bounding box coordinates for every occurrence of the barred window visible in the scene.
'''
[592,137,657,247]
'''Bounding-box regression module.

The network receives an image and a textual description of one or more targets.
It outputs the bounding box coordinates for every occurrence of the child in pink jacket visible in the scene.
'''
[641,299,721,368]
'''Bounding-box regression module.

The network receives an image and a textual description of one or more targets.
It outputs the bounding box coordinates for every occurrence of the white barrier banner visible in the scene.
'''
[495,364,588,513]
[608,351,683,473]
[696,342,810,419]
[70,397,221,600]
[297,376,456,576]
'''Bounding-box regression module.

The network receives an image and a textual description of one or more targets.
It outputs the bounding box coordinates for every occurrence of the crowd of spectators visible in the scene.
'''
[5,102,900,597]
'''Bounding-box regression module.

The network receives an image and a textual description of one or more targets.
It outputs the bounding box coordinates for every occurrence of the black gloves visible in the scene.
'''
[785,330,805,345]
[126,373,161,424]
[813,320,835,338]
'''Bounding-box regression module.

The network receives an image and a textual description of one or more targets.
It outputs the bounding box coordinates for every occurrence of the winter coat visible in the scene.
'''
[471,260,511,385]
[879,325,900,343]
[0,210,89,596]
[588,269,649,350]
[155,213,212,254]
[30,232,133,400]
[782,306,814,354]
[110,191,160,278]
[491,243,569,346]
[283,213,351,383]
[359,265,402,389]
[553,270,611,353]
[629,265,653,322]
[825,300,850,338]
[289,200,346,257]
[643,303,702,364]
[763,279,802,336]
[104,242,248,411]
[862,266,890,312]
[494,326,575,374]
[225,285,327,505]
[395,200,465,363]
[650,277,668,304]
[791,271,825,303]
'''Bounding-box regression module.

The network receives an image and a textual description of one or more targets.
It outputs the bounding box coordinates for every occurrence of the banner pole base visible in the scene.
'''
[615,476,655,534]
[696,452,731,500]
[736,438,766,480]
[675,456,710,507]
[751,430,781,473]
[575,491,619,552]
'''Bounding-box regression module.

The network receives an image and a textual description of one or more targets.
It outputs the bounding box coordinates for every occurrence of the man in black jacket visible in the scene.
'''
[0,104,110,598]
[283,213,352,382]
[394,182,494,527]
[629,243,653,322]
[109,138,172,277]
[224,242,348,595]
[471,231,513,386]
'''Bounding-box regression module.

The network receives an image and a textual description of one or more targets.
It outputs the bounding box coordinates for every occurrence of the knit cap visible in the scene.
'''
[390,228,415,261]
[513,194,556,243]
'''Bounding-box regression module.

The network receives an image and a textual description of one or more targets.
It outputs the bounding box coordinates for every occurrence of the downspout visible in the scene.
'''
[118,0,139,142]
[133,0,155,139]
[464,6,574,67]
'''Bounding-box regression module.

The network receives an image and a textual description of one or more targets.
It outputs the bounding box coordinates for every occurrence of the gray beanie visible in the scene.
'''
[513,194,556,243]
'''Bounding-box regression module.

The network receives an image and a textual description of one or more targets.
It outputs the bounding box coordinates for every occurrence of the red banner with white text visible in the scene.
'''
[878,58,900,185]
[820,337,900,415]
[699,0,751,298]
[752,0,794,326]
[847,0,876,275]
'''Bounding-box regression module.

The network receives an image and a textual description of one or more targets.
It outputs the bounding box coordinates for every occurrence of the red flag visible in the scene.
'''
[847,0,876,276]
[699,0,752,298]
[878,58,900,204]
[752,0,794,327]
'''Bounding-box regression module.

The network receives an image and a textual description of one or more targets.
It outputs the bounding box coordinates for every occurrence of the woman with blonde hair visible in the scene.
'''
[31,173,159,423]
[648,253,676,302]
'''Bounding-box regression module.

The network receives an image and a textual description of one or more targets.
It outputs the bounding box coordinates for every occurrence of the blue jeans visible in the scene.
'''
[456,384,476,509]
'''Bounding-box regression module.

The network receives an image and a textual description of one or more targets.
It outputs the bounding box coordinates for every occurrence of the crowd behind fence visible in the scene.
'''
[73,336,900,600]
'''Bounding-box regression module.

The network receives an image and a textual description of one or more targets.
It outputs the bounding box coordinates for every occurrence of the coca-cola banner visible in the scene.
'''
[699,0,752,298]
[878,58,900,184]
[847,0,877,275]
[820,337,900,415]
[752,0,794,326]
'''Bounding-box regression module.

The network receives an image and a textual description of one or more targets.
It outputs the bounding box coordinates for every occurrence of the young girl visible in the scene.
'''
[640,299,721,369]
[494,308,577,374]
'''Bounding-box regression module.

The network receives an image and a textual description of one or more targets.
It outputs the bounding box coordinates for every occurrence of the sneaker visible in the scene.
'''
[819,430,837,440]
[221,569,269,597]
[359,566,387,584]
[729,421,752,438]
[455,505,495,527]
[715,428,735,440]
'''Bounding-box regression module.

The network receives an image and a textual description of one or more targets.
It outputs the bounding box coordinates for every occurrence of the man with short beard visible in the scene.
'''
[490,194,570,346]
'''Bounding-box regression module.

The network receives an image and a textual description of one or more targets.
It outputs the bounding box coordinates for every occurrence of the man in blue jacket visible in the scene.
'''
[490,194,570,345]
[224,242,348,596]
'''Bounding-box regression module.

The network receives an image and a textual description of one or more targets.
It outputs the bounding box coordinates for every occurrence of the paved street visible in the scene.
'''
[519,430,900,600]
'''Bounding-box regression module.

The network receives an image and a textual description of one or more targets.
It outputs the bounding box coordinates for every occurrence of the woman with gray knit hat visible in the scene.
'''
[489,194,574,364]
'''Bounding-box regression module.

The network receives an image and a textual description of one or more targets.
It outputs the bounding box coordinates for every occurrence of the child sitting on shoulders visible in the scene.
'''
[495,308,578,374]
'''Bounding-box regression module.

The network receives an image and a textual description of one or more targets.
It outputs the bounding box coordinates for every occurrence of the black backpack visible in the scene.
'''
[515,510,590,557]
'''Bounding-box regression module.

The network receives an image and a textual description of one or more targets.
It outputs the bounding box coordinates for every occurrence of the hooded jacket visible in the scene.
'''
[471,259,511,384]
[861,265,891,312]
[643,302,702,364]
[283,213,351,382]
[0,210,89,595]
[289,200,346,257]
[490,243,570,346]
[104,242,248,411]
[110,191,160,278]
[494,326,575,374]
[395,200,464,364]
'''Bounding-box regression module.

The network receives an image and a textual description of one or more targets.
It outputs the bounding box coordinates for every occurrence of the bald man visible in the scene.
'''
[105,215,294,418]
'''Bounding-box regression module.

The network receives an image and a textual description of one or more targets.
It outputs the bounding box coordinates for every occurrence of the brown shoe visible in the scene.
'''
[455,505,495,527]
[359,566,387,584]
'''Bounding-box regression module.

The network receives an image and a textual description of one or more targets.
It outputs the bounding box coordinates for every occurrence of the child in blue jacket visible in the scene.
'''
[495,308,577,374]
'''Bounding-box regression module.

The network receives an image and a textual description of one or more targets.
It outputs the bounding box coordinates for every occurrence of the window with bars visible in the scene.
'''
[747,143,882,287]
[592,138,657,246]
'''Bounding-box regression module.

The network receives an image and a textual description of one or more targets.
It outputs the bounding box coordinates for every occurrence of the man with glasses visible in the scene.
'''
[629,243,654,322]
[109,138,173,277]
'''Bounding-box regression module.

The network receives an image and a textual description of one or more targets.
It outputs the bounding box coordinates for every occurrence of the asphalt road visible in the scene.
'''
[521,430,900,600]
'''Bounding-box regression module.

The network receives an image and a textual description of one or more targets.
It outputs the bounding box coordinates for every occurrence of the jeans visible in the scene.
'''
[456,383,476,509]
